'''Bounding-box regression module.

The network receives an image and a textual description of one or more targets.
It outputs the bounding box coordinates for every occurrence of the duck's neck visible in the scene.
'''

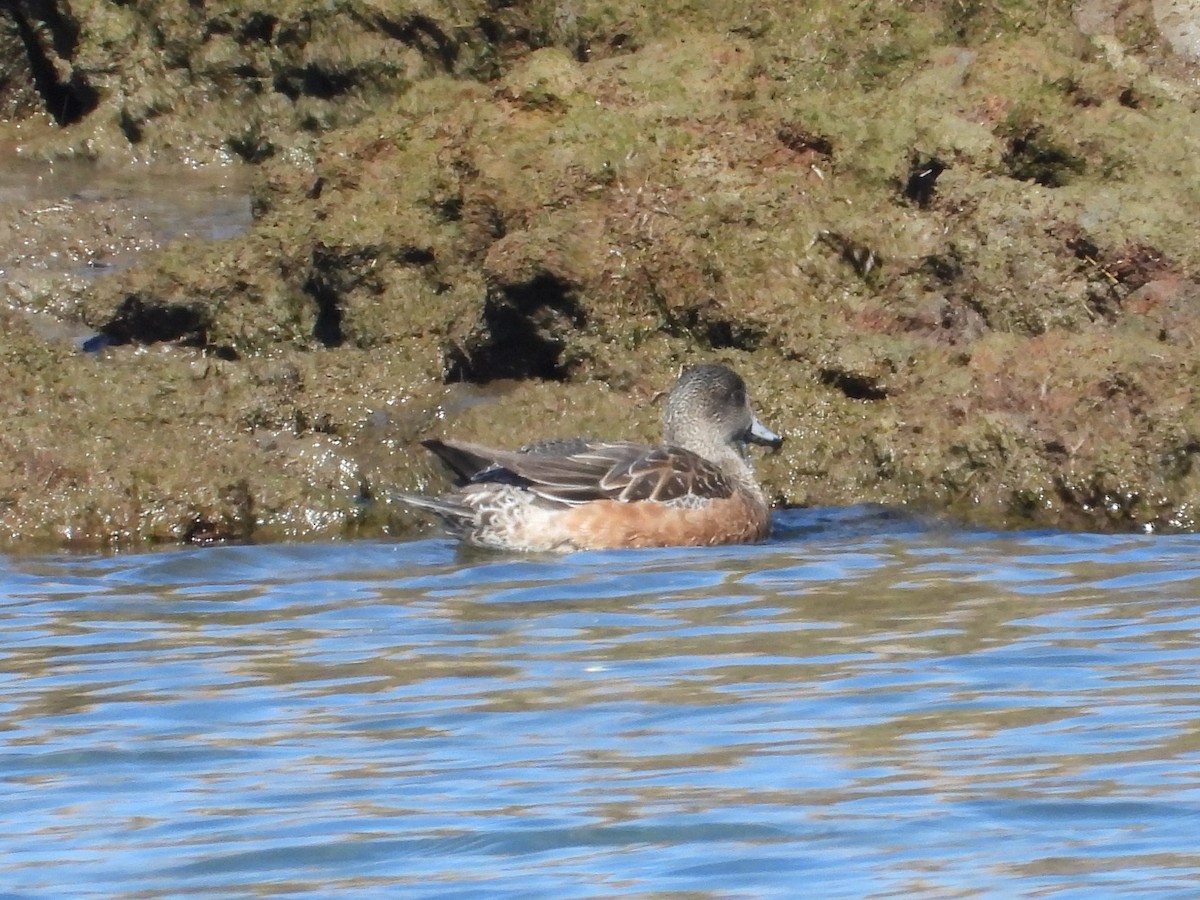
[689,441,767,505]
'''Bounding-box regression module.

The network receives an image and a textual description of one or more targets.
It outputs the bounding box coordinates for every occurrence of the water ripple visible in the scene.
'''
[2,508,1200,895]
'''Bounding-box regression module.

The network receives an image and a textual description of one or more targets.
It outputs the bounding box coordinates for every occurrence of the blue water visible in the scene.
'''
[3,506,1200,897]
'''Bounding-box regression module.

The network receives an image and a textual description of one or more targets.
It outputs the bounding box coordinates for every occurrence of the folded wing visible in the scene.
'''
[423,439,735,507]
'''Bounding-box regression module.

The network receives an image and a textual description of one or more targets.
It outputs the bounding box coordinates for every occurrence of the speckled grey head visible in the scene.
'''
[664,364,782,456]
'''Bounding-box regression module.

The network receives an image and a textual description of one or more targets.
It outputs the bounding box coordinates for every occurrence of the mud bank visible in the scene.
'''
[2,1,1200,548]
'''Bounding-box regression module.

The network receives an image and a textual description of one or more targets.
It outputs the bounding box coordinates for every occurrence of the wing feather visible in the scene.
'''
[435,440,735,507]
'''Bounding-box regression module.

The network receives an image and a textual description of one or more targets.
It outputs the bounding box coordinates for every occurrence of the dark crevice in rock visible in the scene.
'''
[433,193,463,222]
[698,318,765,352]
[1163,441,1200,480]
[9,1,97,125]
[239,12,277,43]
[663,309,765,352]
[641,266,766,352]
[274,65,356,101]
[225,125,275,162]
[1002,128,1084,187]
[118,106,143,144]
[305,243,434,349]
[820,367,888,401]
[309,280,344,347]
[305,256,345,347]
[444,274,583,383]
[396,246,435,266]
[903,155,946,209]
[777,123,833,157]
[370,13,459,72]
[1118,86,1142,109]
[920,250,965,284]
[184,480,255,545]
[642,271,764,352]
[99,294,237,358]
[1052,475,1139,529]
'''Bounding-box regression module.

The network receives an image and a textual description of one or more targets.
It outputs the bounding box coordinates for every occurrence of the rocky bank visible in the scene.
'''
[2,0,1200,549]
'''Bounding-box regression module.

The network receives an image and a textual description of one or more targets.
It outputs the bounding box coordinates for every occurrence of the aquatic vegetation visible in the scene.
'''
[2,1,1200,545]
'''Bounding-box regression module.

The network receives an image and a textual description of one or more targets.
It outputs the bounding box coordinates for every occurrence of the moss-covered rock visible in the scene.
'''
[3,0,1200,547]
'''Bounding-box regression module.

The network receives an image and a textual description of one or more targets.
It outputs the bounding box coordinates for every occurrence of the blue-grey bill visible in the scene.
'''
[748,416,784,449]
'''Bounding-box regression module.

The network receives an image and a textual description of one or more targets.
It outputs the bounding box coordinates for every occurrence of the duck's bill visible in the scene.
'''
[747,416,784,450]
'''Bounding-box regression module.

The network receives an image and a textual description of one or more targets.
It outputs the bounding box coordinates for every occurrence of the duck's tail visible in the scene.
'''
[420,439,499,484]
[392,492,476,531]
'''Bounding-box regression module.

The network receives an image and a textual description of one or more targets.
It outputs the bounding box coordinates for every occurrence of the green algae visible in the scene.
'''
[3,0,1200,546]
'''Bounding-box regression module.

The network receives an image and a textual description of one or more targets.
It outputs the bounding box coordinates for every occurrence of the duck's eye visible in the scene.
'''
[730,388,746,407]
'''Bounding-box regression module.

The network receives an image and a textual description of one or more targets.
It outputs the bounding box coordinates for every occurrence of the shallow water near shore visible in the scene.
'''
[3,506,1200,897]
[0,157,251,284]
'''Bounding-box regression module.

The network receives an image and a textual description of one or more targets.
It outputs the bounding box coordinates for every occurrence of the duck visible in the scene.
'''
[396,363,783,551]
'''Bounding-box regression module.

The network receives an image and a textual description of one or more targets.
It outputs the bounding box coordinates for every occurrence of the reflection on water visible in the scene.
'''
[2,506,1200,896]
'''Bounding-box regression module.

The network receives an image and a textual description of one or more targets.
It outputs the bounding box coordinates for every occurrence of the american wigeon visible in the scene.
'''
[397,364,783,551]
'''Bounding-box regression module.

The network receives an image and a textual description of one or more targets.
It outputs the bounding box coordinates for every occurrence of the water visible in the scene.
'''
[3,506,1200,897]
[0,158,251,284]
